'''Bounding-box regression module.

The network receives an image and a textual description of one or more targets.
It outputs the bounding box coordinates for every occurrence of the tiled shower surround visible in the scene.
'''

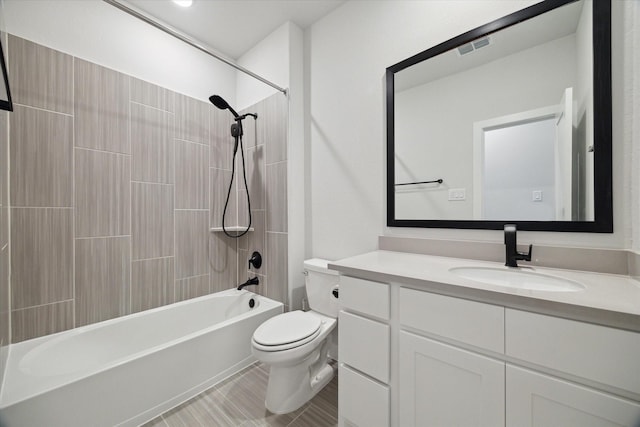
[6,34,288,343]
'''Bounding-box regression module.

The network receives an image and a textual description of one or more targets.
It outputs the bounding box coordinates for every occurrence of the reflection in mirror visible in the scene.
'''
[387,0,612,232]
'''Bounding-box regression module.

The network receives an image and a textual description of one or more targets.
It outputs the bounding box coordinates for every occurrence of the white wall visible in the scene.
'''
[307,0,630,259]
[625,0,640,253]
[237,22,306,309]
[2,0,236,103]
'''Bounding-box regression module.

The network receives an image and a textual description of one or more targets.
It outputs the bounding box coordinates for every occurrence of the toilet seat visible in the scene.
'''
[253,311,322,352]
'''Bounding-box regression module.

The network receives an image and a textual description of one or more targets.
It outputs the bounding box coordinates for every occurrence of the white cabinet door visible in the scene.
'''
[506,365,640,427]
[399,331,505,427]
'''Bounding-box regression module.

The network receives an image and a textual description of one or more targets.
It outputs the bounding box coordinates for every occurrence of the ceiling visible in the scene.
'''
[124,0,345,59]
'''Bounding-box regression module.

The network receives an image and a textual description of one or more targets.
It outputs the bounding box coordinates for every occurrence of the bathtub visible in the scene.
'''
[0,289,283,427]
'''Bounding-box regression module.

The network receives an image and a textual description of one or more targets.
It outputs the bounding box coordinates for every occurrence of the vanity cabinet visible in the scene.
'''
[399,331,504,426]
[337,274,640,427]
[338,276,390,427]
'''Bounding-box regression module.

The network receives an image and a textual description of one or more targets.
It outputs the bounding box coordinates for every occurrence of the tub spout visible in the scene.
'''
[238,276,259,291]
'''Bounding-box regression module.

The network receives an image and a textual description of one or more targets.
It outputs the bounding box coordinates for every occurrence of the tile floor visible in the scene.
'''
[142,362,338,427]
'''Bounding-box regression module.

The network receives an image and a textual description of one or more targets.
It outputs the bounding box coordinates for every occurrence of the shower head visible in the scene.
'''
[209,95,239,119]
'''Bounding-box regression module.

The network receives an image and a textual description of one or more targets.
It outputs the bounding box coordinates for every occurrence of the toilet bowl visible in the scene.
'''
[251,259,339,414]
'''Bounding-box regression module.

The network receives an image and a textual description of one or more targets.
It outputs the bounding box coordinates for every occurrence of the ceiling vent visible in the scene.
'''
[457,36,491,56]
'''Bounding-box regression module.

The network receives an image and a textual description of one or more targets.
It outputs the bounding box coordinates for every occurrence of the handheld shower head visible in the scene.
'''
[209,95,239,119]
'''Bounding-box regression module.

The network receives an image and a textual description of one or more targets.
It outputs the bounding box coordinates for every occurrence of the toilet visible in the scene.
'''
[251,258,339,414]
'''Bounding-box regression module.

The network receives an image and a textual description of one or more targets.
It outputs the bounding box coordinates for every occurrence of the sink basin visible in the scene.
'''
[449,267,585,292]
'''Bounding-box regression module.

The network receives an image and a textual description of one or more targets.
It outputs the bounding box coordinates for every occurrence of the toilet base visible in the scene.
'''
[265,357,335,414]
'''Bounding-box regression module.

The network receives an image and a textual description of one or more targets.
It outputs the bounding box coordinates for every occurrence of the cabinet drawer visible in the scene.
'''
[340,276,389,320]
[339,364,389,427]
[399,287,504,353]
[506,309,640,396]
[339,311,389,383]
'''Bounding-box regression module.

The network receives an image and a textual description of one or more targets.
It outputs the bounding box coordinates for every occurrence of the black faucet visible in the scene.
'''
[504,224,532,267]
[238,276,259,291]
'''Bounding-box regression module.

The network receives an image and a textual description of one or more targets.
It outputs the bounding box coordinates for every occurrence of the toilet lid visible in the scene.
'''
[253,311,322,347]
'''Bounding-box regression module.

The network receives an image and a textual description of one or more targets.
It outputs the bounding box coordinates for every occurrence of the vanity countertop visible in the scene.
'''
[329,250,640,332]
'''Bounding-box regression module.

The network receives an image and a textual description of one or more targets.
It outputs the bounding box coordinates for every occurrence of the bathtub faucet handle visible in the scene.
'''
[238,276,260,291]
[249,251,262,270]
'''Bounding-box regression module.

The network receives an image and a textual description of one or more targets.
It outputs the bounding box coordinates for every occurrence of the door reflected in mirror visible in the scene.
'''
[387,0,612,232]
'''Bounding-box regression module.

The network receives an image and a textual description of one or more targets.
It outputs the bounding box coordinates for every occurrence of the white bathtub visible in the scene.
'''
[0,289,283,427]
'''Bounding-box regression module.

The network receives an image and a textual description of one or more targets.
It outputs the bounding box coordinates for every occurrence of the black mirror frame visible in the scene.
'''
[386,0,612,232]
[0,35,13,112]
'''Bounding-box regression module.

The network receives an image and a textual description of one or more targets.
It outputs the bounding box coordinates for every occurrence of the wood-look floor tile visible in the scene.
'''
[286,403,337,427]
[140,416,168,427]
[216,364,307,426]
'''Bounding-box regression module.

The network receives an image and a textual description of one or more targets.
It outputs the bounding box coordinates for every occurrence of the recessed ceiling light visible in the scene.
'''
[173,0,193,7]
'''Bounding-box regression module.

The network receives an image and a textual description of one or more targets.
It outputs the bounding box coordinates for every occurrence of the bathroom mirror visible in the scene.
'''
[386,0,612,232]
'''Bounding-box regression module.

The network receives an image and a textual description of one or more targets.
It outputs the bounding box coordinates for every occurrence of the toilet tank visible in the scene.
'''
[304,259,340,318]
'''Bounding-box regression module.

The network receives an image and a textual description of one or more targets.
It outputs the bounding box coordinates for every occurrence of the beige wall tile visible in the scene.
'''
[266,162,287,232]
[175,275,210,302]
[175,94,209,145]
[1,111,8,208]
[11,208,73,308]
[1,248,10,350]
[210,168,236,229]
[210,108,233,170]
[175,140,209,209]
[245,144,265,210]
[132,257,174,313]
[131,102,174,184]
[10,106,73,207]
[75,59,129,153]
[209,232,238,293]
[130,77,174,113]
[237,190,249,228]
[75,149,131,237]
[266,232,288,304]
[175,210,209,279]
[263,94,288,165]
[11,300,74,343]
[8,35,73,114]
[247,211,265,275]
[75,237,131,326]
[132,182,174,260]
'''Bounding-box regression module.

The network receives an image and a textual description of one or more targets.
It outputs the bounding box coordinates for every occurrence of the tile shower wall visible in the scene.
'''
[7,35,289,342]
